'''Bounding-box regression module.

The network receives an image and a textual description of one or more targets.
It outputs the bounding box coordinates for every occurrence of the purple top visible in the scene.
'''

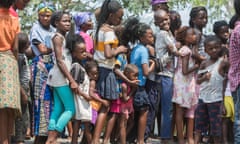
[151,0,168,5]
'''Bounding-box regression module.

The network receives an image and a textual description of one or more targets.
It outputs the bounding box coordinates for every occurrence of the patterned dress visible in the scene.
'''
[172,46,198,108]
[30,21,55,136]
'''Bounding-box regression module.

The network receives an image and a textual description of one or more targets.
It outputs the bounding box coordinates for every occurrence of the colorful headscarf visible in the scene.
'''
[73,12,92,34]
[38,2,55,14]
[151,0,168,5]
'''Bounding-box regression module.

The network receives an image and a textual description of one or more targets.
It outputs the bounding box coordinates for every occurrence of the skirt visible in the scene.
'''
[0,51,21,117]
[97,67,118,100]
[31,55,54,136]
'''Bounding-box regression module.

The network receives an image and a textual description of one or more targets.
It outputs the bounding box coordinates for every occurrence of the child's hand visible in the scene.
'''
[204,72,211,81]
[102,100,109,107]
[70,81,78,94]
[122,96,130,102]
[129,80,140,87]
[118,45,128,54]
[221,102,226,116]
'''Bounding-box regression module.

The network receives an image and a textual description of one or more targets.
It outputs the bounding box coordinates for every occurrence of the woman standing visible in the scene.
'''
[29,2,55,144]
[0,0,21,143]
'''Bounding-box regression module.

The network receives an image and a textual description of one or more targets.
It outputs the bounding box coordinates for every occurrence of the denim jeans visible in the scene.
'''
[232,85,240,143]
[158,75,173,139]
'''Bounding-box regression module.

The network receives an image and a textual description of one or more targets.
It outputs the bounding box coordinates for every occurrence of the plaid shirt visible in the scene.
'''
[229,21,240,92]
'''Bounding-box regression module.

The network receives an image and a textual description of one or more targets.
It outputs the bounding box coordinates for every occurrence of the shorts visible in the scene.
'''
[133,87,149,111]
[195,100,222,136]
[224,96,234,122]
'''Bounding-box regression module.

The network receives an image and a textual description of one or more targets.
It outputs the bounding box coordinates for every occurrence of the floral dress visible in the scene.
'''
[172,46,198,108]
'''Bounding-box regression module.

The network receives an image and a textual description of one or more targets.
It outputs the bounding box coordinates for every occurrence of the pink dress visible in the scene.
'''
[172,46,198,109]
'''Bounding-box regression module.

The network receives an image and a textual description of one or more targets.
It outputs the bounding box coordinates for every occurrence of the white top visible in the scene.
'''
[225,82,232,97]
[47,33,72,87]
[93,25,119,69]
[71,63,92,121]
[199,58,224,103]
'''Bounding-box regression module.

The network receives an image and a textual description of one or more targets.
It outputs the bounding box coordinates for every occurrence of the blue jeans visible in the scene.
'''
[232,85,240,143]
[48,85,75,132]
[158,76,173,139]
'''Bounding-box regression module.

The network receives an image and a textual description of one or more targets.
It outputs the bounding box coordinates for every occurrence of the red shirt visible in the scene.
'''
[229,21,240,92]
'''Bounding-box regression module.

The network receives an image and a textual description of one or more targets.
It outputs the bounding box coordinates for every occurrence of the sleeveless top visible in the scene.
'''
[47,33,72,87]
[199,58,224,103]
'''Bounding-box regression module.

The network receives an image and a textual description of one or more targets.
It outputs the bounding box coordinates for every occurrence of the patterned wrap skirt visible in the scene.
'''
[31,55,53,136]
[97,67,119,100]
[0,51,21,116]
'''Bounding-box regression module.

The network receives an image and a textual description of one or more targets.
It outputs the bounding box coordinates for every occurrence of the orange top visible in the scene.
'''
[0,8,20,51]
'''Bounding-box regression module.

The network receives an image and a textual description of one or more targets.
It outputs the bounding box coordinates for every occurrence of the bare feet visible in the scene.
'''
[46,130,58,144]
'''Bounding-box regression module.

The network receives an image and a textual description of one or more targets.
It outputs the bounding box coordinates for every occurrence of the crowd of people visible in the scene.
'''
[0,0,240,144]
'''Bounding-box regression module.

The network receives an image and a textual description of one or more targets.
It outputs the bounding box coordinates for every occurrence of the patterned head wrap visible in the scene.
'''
[73,12,92,34]
[38,2,56,14]
[151,0,168,5]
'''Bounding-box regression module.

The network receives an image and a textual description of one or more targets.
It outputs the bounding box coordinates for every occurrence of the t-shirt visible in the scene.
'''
[130,44,149,86]
[93,24,119,69]
[0,8,20,51]
[155,30,176,78]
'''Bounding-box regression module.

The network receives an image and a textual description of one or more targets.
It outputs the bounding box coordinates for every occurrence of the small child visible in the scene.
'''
[194,36,229,144]
[67,34,92,144]
[85,60,109,125]
[172,26,199,144]
[119,64,138,144]
[189,6,208,60]
[12,32,31,144]
[213,22,233,143]
[213,20,230,49]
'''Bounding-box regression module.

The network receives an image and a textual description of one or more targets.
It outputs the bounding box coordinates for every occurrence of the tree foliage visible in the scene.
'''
[19,0,234,32]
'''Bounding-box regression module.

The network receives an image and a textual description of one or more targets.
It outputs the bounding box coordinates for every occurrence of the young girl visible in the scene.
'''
[67,34,92,144]
[85,60,109,125]
[129,20,155,144]
[0,1,21,143]
[119,64,138,144]
[213,20,230,49]
[92,0,127,143]
[73,12,94,58]
[172,26,199,144]
[194,36,229,144]
[103,18,139,144]
[189,6,208,60]
[45,11,77,144]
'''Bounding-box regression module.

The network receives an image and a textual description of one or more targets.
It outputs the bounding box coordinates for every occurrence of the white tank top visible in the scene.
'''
[47,33,72,87]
